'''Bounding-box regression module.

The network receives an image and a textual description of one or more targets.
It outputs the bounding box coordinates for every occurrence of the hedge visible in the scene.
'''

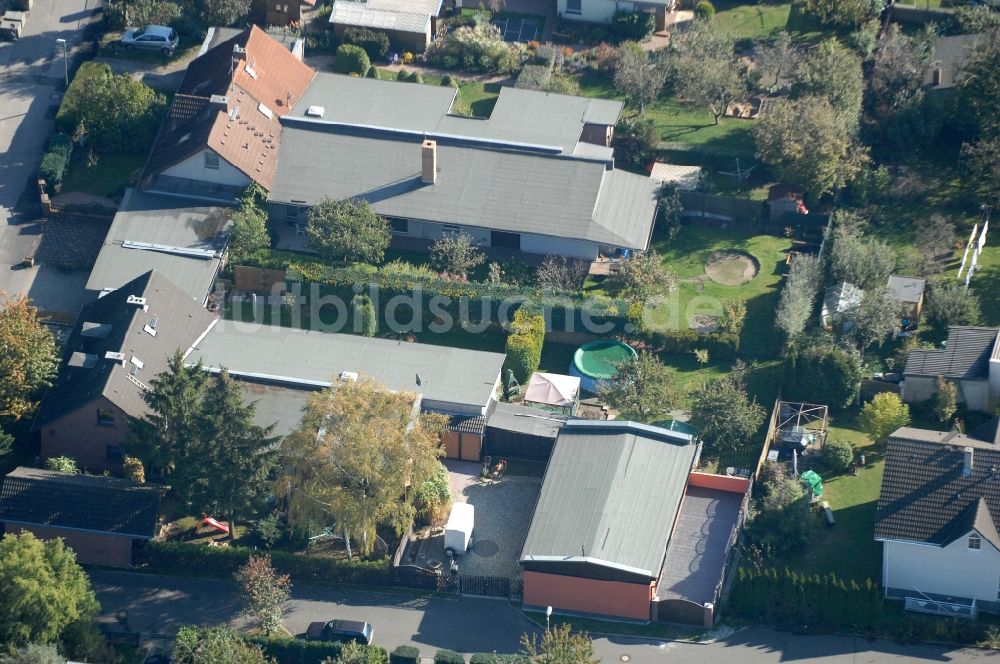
[343,26,390,60]
[469,655,528,664]
[504,309,546,383]
[611,10,655,41]
[244,636,345,664]
[515,64,552,91]
[39,133,73,191]
[636,328,740,360]
[141,541,393,586]
[391,645,420,664]
[434,649,466,664]
[333,44,371,76]
[694,1,716,19]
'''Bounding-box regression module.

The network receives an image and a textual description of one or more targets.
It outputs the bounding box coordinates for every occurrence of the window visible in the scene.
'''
[97,409,116,426]
[491,230,520,249]
[204,151,220,170]
[442,223,462,235]
[285,205,301,221]
[107,445,124,462]
[389,218,409,234]
[565,0,582,14]
[969,534,982,550]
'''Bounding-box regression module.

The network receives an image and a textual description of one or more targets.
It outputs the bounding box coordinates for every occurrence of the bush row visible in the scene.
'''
[39,133,73,191]
[636,328,740,360]
[504,309,546,383]
[141,541,393,586]
[244,636,346,664]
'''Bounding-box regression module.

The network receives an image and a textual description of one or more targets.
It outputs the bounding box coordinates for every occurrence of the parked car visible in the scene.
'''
[121,25,178,55]
[305,620,374,645]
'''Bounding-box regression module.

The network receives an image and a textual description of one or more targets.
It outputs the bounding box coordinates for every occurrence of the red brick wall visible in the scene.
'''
[40,396,127,472]
[523,570,653,621]
[4,523,133,567]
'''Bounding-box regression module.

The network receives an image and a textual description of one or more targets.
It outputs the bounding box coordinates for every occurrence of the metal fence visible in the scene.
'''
[393,568,522,600]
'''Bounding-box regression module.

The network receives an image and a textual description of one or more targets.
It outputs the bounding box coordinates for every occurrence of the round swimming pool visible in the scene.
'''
[569,339,638,393]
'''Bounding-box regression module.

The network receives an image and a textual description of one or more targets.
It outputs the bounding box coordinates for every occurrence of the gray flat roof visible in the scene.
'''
[656,486,743,604]
[519,421,697,578]
[271,123,656,249]
[486,402,566,439]
[240,381,312,438]
[188,320,505,413]
[86,189,231,301]
[886,275,926,304]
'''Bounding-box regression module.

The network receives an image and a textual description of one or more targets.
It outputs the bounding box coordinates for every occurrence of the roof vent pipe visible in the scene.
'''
[963,447,974,476]
[421,139,437,185]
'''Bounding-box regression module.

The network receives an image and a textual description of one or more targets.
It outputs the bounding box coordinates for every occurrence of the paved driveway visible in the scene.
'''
[0,0,101,316]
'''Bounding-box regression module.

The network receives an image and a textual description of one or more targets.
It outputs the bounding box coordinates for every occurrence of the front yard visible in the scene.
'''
[60,152,145,200]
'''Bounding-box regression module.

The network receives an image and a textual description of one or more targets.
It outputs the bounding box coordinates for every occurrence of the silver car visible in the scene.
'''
[121,25,178,55]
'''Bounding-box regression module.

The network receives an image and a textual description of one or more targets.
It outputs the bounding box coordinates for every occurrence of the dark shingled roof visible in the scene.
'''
[904,326,998,379]
[875,426,1000,551]
[486,402,566,439]
[447,414,486,436]
[34,271,218,429]
[0,467,161,538]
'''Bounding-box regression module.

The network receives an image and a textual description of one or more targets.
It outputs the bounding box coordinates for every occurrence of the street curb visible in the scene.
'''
[514,605,714,646]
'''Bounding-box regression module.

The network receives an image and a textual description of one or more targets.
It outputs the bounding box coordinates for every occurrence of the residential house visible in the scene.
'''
[140,25,315,201]
[820,282,863,332]
[923,32,995,89]
[519,420,750,625]
[886,275,926,322]
[557,0,674,31]
[875,424,1000,615]
[329,0,444,52]
[85,188,232,304]
[902,326,1000,413]
[0,467,161,567]
[33,271,218,471]
[271,75,657,260]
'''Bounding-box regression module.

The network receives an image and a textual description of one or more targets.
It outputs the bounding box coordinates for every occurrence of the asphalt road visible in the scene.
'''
[0,0,99,316]
[90,570,995,663]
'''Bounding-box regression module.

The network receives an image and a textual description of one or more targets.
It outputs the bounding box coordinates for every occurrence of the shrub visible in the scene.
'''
[822,439,854,472]
[367,67,380,79]
[695,1,716,19]
[534,43,561,68]
[38,133,73,190]
[435,650,466,664]
[343,26,391,60]
[611,10,656,42]
[441,74,459,87]
[504,309,545,383]
[470,655,528,664]
[333,44,371,76]
[783,344,862,409]
[55,61,112,133]
[391,645,421,664]
[425,23,522,73]
[515,64,552,90]
[408,71,424,84]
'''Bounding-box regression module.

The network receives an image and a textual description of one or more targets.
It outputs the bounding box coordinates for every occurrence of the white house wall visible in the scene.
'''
[960,380,990,412]
[519,234,599,260]
[558,0,626,23]
[882,537,1000,609]
[160,150,252,188]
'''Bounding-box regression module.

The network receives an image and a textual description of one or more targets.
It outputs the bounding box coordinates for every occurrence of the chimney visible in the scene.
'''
[209,94,228,114]
[232,44,247,61]
[421,139,437,185]
[963,447,974,476]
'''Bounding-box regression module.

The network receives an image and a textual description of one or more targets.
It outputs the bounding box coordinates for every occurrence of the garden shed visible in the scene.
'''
[484,402,565,460]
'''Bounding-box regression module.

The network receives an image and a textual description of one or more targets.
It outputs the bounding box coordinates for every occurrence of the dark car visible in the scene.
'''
[306,619,374,645]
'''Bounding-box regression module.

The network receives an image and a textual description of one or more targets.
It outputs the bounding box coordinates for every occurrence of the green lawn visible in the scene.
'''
[60,152,145,199]
[713,0,793,40]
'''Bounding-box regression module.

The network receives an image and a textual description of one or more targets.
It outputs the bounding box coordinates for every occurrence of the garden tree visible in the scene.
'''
[690,373,766,459]
[784,342,863,409]
[961,138,1000,206]
[0,643,64,664]
[719,300,747,334]
[430,232,486,279]
[613,42,667,115]
[694,348,710,366]
[612,117,658,169]
[598,351,683,422]
[747,462,812,555]
[173,626,267,664]
[866,25,935,131]
[754,31,797,88]
[914,214,956,274]
[43,456,78,474]
[805,0,883,30]
[413,461,451,522]
[655,182,683,244]
[822,439,855,473]
[793,39,864,127]
[521,624,598,664]
[859,393,910,444]
[848,19,881,60]
[228,184,271,261]
[934,376,958,424]
[0,532,99,649]
[122,456,145,483]
[960,40,1000,138]
[198,0,251,26]
[954,5,1000,34]
[753,96,868,196]
[775,254,822,346]
[276,377,448,558]
[851,287,900,354]
[668,23,747,124]
[352,295,377,337]
[236,554,291,637]
[605,251,677,303]
[0,295,58,420]
[827,227,896,290]
[306,198,391,264]
[76,72,166,153]
[924,281,981,340]
[535,255,588,291]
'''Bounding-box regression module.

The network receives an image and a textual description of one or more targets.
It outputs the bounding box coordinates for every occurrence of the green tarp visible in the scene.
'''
[800,469,823,498]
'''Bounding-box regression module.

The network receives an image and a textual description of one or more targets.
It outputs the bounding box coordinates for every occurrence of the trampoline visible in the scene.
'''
[569,339,637,394]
